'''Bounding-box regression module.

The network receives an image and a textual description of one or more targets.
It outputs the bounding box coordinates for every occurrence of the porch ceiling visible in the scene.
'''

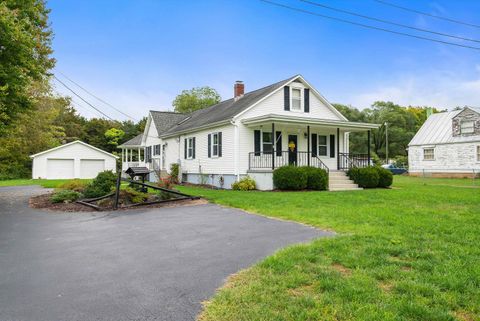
[241,114,379,132]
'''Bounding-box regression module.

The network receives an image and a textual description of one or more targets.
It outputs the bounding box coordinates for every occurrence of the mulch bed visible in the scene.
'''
[29,192,207,212]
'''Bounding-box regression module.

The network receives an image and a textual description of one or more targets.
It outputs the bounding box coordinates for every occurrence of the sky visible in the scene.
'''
[48,0,480,121]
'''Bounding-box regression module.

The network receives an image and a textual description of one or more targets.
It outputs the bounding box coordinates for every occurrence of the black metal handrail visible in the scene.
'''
[248,151,329,172]
[338,153,370,170]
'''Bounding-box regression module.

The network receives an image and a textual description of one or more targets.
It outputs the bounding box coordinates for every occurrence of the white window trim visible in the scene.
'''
[261,130,274,153]
[423,147,435,161]
[290,87,303,112]
[317,134,329,157]
[211,132,220,158]
[460,120,475,134]
[187,137,194,160]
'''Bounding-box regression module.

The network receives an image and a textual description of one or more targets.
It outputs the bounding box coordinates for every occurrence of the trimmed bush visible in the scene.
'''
[231,176,256,191]
[58,179,86,192]
[83,170,117,198]
[347,166,379,188]
[299,167,328,190]
[273,166,307,190]
[375,166,393,188]
[51,190,82,203]
[121,187,149,204]
[170,163,179,183]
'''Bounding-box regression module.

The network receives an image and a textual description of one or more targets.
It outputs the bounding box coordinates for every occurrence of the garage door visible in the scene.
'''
[80,159,105,179]
[46,159,75,179]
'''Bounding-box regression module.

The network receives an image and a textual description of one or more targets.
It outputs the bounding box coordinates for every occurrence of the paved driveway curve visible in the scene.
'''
[0,186,332,321]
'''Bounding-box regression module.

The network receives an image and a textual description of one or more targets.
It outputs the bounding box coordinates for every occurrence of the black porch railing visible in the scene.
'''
[248,151,329,173]
[338,152,370,170]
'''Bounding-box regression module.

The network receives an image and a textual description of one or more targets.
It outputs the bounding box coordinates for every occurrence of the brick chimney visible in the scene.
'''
[234,81,244,100]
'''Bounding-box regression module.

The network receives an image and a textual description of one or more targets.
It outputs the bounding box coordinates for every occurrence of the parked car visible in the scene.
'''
[381,164,408,175]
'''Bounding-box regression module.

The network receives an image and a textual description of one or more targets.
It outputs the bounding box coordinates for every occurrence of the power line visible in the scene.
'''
[260,0,480,51]
[53,75,117,121]
[374,0,480,29]
[56,71,138,121]
[300,0,480,43]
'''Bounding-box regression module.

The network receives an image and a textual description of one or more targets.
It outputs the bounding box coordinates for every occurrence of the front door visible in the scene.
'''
[288,135,298,165]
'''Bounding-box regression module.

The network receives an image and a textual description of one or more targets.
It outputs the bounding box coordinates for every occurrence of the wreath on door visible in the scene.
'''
[288,141,296,152]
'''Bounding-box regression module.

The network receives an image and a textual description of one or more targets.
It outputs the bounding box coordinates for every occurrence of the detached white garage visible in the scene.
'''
[30,140,118,179]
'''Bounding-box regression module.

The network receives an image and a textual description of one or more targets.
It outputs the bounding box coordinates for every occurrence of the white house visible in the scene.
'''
[31,140,118,179]
[119,75,379,190]
[408,107,480,178]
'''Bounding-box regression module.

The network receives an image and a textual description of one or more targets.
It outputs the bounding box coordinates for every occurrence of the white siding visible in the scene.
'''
[408,142,480,173]
[177,124,235,175]
[32,142,117,179]
[238,81,343,121]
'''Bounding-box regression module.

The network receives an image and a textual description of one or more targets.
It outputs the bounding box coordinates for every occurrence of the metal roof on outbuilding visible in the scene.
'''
[408,108,480,146]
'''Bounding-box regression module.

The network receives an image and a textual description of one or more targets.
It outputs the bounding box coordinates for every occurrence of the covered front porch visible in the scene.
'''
[242,114,379,173]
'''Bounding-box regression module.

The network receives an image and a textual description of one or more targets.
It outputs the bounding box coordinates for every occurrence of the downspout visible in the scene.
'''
[231,119,240,181]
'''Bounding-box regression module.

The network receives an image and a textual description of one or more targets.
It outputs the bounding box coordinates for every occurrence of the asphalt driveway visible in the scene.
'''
[0,186,332,321]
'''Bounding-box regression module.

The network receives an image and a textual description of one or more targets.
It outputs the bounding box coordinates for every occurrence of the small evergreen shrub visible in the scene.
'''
[273,166,307,190]
[299,167,328,190]
[375,166,393,188]
[58,179,86,192]
[83,170,117,198]
[170,163,180,183]
[121,187,149,204]
[231,176,256,191]
[348,166,379,188]
[51,190,82,203]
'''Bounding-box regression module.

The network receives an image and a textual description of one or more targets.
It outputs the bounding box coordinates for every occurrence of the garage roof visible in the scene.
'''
[30,140,119,159]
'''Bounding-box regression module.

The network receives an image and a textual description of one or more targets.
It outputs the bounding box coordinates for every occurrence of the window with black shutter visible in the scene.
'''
[330,135,335,158]
[275,131,282,156]
[304,88,310,113]
[254,130,261,156]
[311,134,317,157]
[284,86,290,111]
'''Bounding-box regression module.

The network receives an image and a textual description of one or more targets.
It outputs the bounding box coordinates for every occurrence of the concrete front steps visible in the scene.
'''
[328,171,363,191]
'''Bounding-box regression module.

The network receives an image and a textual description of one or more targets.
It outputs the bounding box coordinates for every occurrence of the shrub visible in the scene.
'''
[121,187,149,204]
[375,166,393,188]
[347,167,360,183]
[170,163,180,184]
[83,170,117,198]
[231,176,256,191]
[51,190,82,203]
[273,166,307,190]
[58,179,86,192]
[157,176,174,190]
[299,167,328,190]
[348,166,379,188]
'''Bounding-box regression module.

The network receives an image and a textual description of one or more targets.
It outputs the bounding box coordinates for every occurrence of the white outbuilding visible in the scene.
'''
[30,140,118,179]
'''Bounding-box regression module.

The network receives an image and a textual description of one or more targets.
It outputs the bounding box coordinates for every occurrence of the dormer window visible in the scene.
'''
[291,88,302,111]
[460,120,474,134]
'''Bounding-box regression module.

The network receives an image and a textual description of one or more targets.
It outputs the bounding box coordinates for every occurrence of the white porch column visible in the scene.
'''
[129,149,133,162]
[138,148,141,162]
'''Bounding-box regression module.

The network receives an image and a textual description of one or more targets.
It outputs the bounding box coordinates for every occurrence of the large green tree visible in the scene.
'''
[172,86,221,114]
[0,0,55,133]
[0,94,66,179]
[335,102,442,160]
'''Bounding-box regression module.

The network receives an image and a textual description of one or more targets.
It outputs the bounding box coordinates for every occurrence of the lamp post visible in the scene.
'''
[384,122,389,164]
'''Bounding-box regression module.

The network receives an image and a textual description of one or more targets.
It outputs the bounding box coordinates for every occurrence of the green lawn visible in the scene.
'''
[177,176,480,321]
[0,178,90,188]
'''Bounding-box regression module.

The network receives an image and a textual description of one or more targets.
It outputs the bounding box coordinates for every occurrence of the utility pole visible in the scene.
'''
[385,122,389,164]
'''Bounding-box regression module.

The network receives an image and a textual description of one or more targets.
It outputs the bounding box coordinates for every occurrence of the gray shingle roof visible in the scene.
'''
[408,107,480,146]
[150,111,189,135]
[160,75,299,137]
[118,133,144,147]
